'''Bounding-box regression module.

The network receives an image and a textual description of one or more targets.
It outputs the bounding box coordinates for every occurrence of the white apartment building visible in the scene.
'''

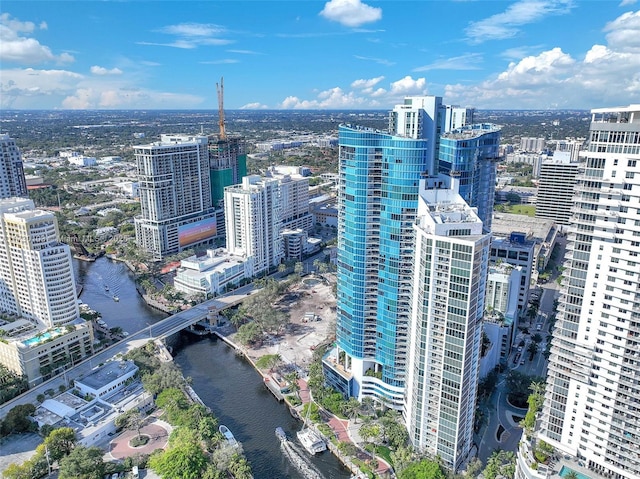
[134,134,217,259]
[0,134,28,199]
[405,176,490,471]
[517,104,640,479]
[0,198,79,327]
[489,233,536,315]
[520,137,546,153]
[224,175,283,276]
[264,166,313,232]
[480,264,522,378]
[536,154,580,227]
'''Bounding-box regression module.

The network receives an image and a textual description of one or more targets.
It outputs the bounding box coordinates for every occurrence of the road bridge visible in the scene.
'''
[0,289,254,419]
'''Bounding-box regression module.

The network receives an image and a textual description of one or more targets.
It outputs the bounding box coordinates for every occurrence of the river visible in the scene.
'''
[74,257,350,479]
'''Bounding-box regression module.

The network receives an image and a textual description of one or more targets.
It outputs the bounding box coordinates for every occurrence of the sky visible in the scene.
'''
[1,0,639,111]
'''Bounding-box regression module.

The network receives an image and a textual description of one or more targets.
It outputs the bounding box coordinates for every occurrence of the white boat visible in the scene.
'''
[275,426,287,442]
[113,296,119,302]
[296,428,326,454]
[219,425,238,447]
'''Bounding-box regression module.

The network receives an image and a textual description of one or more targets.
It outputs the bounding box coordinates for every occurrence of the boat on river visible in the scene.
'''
[220,425,238,447]
[297,428,326,455]
[113,296,119,302]
[275,426,287,442]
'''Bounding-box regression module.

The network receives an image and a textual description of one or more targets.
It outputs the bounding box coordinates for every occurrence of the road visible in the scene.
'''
[0,290,254,419]
[478,235,566,462]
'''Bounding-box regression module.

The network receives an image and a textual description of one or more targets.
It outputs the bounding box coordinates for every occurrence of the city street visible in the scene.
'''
[478,235,566,462]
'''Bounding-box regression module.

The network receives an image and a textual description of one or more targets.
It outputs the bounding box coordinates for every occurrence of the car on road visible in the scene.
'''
[518,346,523,352]
[536,324,542,331]
[520,359,526,365]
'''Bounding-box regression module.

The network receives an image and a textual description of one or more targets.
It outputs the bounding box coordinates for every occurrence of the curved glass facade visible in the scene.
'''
[438,123,501,231]
[335,125,429,400]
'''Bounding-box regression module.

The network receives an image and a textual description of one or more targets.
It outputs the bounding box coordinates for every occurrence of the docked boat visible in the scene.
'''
[297,428,326,454]
[219,425,238,447]
[275,426,287,442]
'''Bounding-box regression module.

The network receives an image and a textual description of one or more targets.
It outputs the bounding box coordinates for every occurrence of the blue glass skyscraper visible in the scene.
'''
[438,123,501,231]
[325,124,429,408]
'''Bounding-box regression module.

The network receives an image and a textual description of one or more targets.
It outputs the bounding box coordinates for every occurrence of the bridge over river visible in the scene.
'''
[0,289,254,419]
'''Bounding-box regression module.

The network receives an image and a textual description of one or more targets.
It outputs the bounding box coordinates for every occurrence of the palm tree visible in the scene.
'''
[564,471,579,479]
[341,397,361,423]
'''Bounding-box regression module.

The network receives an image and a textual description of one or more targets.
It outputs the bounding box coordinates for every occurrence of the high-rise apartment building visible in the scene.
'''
[0,198,79,327]
[326,97,486,410]
[520,137,546,153]
[535,155,580,226]
[0,134,28,199]
[516,104,640,479]
[405,176,490,470]
[134,134,218,259]
[325,124,430,408]
[263,166,313,232]
[224,175,283,277]
[0,198,91,386]
[438,123,502,231]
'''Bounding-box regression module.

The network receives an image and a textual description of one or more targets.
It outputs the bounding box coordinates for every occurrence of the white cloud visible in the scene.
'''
[199,59,239,64]
[389,76,427,95]
[227,49,261,55]
[277,75,428,109]
[444,25,640,109]
[354,55,395,66]
[619,0,637,6]
[142,22,233,49]
[413,53,483,71]
[158,23,226,37]
[320,0,382,27]
[351,76,385,89]
[0,13,74,64]
[240,102,269,109]
[90,66,123,75]
[0,66,204,110]
[466,0,575,43]
[604,10,640,52]
[500,45,545,60]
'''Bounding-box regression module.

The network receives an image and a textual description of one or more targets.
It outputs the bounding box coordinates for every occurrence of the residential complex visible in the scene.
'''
[0,134,28,199]
[405,176,490,470]
[516,104,640,479]
[134,134,218,259]
[0,198,79,327]
[535,154,580,227]
[224,175,283,277]
[0,197,92,386]
[480,263,522,378]
[438,123,502,231]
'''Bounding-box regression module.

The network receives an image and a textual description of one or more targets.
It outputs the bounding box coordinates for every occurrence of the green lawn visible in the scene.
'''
[502,204,536,217]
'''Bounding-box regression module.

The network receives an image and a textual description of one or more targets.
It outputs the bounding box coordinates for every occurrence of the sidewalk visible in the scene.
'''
[297,379,392,477]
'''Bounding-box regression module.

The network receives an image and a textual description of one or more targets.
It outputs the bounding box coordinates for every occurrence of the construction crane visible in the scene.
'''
[216,77,226,140]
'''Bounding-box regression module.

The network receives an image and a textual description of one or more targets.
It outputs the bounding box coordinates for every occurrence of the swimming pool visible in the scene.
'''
[22,327,64,346]
[559,466,592,479]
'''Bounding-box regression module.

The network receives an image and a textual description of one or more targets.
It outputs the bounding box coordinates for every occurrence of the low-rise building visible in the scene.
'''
[174,248,253,297]
[75,360,138,399]
[0,321,94,386]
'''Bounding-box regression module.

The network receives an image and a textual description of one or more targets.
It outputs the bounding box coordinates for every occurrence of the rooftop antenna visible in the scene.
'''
[216,77,226,140]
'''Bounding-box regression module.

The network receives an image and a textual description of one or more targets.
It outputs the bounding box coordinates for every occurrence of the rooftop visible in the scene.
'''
[492,213,556,243]
[77,360,138,390]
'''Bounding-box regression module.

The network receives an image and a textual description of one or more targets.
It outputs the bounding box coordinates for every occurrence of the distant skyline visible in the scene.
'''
[1,1,639,111]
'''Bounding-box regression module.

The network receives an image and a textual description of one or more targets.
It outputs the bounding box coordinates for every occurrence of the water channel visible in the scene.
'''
[74,257,350,479]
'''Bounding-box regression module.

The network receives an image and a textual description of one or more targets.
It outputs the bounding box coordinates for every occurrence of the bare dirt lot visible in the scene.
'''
[238,273,337,371]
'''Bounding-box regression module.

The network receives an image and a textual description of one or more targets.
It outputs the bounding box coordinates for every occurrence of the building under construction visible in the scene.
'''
[208,135,247,206]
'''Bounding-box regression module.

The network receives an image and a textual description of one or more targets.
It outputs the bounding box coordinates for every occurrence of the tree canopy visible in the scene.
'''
[58,446,105,479]
[398,459,446,479]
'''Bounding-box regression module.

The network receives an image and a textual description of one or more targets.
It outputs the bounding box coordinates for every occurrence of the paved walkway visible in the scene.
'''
[297,379,392,477]
[109,420,171,460]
